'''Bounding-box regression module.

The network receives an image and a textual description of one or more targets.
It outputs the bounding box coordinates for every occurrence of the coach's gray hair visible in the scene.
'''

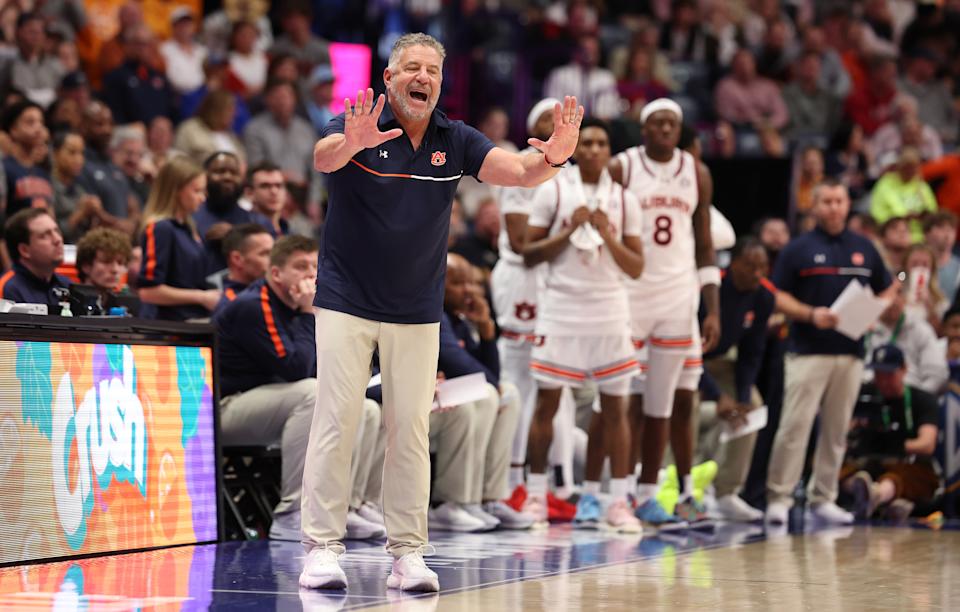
[388,33,446,73]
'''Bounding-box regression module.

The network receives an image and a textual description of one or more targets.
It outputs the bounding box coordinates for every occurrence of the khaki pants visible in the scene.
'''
[431,382,521,503]
[350,399,382,508]
[220,378,316,516]
[766,354,864,507]
[302,308,439,558]
[696,356,762,498]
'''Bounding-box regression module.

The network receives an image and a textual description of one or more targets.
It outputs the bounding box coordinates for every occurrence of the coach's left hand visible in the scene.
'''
[528,96,585,166]
[701,312,720,353]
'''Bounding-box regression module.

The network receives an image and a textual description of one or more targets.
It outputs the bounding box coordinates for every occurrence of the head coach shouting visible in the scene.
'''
[299,32,583,593]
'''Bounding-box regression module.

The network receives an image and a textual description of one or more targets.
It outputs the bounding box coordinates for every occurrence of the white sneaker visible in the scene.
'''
[463,503,501,530]
[269,510,301,541]
[765,501,789,525]
[716,495,764,523]
[386,549,439,592]
[483,500,535,530]
[428,502,487,532]
[299,548,347,590]
[346,509,386,539]
[811,501,854,525]
[358,501,385,526]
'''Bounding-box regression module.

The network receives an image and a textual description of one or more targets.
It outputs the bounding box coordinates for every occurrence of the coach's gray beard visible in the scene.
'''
[387,81,435,122]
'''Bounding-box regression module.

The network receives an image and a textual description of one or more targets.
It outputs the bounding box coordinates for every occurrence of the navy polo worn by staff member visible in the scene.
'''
[214,236,319,542]
[765,178,895,527]
[697,237,775,523]
[300,32,584,593]
[0,208,70,311]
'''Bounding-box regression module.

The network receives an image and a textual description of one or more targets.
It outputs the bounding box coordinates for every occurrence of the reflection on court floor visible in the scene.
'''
[0,522,956,611]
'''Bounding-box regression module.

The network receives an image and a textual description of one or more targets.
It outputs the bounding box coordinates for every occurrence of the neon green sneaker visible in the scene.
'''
[656,465,679,514]
[691,461,718,502]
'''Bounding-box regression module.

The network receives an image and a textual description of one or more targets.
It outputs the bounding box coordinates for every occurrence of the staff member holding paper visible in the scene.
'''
[765,178,895,527]
[696,237,776,523]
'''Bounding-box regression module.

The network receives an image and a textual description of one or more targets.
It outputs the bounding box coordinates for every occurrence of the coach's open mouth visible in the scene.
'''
[409,90,429,102]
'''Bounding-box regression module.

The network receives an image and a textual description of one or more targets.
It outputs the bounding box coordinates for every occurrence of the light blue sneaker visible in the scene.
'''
[634,498,687,532]
[573,493,603,529]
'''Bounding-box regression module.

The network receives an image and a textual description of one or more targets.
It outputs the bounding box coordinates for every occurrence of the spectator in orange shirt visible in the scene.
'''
[923,154,960,225]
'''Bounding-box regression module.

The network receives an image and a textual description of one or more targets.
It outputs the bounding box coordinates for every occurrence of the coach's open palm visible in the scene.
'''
[528,96,585,165]
[344,88,403,150]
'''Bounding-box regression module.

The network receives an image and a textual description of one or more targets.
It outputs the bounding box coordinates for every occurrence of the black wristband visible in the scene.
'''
[544,153,566,168]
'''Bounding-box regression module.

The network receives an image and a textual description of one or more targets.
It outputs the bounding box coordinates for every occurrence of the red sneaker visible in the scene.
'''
[505,484,527,512]
[547,492,576,522]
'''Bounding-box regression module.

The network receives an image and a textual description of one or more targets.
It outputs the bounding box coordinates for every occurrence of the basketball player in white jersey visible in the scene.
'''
[609,99,720,528]
[521,118,644,532]
[491,98,569,496]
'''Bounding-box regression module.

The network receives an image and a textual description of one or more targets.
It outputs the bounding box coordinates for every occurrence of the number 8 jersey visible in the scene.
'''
[615,146,699,300]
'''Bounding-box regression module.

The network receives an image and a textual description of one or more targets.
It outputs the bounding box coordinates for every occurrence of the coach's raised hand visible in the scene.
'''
[344,88,404,150]
[527,96,585,166]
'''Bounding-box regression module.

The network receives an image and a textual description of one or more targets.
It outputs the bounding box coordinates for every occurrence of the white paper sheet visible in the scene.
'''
[434,372,489,410]
[719,406,769,444]
[829,280,889,340]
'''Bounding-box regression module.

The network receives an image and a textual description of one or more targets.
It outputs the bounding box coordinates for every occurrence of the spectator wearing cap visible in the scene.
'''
[1,100,54,217]
[228,21,268,98]
[870,147,938,243]
[0,208,70,310]
[243,79,314,190]
[77,101,138,235]
[305,64,335,134]
[174,89,245,166]
[159,7,207,96]
[2,12,65,109]
[764,179,894,527]
[102,23,176,125]
[58,71,91,110]
[268,1,330,73]
[842,344,941,524]
[897,48,957,145]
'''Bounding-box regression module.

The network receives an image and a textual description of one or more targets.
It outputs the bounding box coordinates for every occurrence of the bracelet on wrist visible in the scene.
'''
[543,153,567,168]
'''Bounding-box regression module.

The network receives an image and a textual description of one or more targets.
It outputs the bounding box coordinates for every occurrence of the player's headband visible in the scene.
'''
[526,98,561,133]
[640,98,683,124]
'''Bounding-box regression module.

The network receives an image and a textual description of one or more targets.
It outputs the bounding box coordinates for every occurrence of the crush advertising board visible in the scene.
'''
[0,341,218,565]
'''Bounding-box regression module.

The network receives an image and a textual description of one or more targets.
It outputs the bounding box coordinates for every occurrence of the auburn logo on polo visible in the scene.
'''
[851,252,864,266]
[431,151,447,166]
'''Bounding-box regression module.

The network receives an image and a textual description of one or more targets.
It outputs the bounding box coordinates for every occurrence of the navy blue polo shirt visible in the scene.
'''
[772,226,891,356]
[0,262,71,312]
[699,272,776,403]
[138,218,210,321]
[193,202,274,239]
[102,61,176,125]
[3,157,54,217]
[314,104,496,324]
[439,310,500,386]
[214,278,316,396]
[214,277,251,313]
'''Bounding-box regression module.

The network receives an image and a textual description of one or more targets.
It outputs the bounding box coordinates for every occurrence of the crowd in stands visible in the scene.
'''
[0,0,958,536]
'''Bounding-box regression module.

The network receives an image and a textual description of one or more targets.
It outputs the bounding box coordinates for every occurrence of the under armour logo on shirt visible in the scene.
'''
[379,150,388,159]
